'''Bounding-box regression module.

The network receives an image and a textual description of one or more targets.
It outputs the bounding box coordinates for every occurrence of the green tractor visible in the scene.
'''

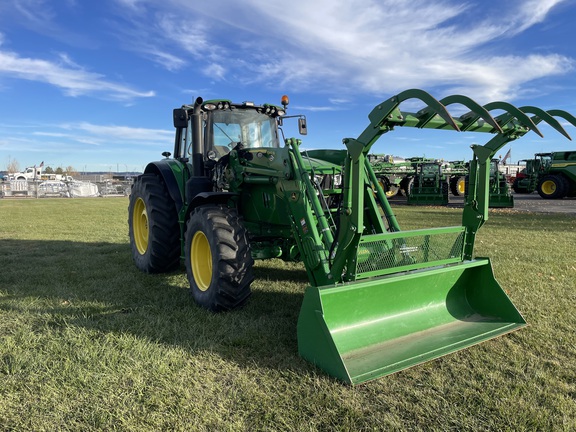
[512,151,576,198]
[128,90,573,384]
[487,158,514,207]
[406,159,449,205]
[462,158,513,208]
[446,160,468,196]
[512,157,540,194]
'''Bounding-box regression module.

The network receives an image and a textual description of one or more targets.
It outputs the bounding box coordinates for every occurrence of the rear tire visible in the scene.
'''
[457,177,465,195]
[537,175,568,199]
[128,174,180,273]
[450,176,465,196]
[185,204,254,312]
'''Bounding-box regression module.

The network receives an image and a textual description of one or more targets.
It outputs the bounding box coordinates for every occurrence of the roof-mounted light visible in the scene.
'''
[203,101,231,111]
[243,101,255,106]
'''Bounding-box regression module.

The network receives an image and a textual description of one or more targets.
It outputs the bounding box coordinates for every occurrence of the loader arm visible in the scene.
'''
[462,108,574,258]
[329,90,512,281]
[331,90,576,269]
[297,89,575,384]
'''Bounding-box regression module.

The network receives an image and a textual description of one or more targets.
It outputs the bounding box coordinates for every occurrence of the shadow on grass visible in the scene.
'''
[0,239,313,375]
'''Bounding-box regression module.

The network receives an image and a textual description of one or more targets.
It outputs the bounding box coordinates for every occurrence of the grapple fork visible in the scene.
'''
[298,89,575,384]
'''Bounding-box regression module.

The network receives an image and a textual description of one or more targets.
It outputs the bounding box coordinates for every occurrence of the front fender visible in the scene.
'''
[144,160,186,212]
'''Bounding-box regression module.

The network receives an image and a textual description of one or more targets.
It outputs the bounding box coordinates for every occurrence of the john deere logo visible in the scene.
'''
[399,245,419,254]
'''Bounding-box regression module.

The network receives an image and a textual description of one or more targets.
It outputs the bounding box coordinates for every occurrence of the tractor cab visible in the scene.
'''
[206,107,282,160]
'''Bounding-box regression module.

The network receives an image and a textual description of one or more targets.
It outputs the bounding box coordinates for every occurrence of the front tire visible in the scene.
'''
[185,204,254,312]
[128,174,180,273]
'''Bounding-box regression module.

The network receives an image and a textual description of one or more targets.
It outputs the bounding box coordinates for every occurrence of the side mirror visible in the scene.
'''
[173,108,188,128]
[298,117,308,135]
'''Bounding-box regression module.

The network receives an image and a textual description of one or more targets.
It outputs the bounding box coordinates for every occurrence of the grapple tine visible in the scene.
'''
[440,95,503,133]
[547,109,576,129]
[394,89,460,131]
[519,106,571,140]
[484,101,543,137]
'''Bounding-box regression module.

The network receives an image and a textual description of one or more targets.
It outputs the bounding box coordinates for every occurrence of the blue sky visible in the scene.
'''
[1,0,576,173]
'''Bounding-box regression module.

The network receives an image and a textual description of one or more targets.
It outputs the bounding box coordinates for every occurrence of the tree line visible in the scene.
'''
[5,158,78,177]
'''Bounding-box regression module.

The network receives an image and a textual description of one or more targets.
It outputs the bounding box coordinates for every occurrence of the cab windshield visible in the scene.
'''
[207,109,280,159]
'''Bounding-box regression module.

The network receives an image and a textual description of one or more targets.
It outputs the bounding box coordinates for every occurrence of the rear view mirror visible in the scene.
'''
[173,108,188,128]
[298,117,308,135]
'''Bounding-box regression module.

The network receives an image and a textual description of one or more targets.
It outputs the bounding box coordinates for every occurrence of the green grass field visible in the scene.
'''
[0,198,575,431]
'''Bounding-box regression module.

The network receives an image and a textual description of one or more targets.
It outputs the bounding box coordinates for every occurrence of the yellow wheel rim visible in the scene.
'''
[378,179,396,198]
[457,179,466,194]
[133,197,149,255]
[541,180,556,195]
[191,231,212,291]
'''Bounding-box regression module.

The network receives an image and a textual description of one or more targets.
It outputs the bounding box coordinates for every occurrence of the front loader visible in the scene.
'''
[128,90,573,384]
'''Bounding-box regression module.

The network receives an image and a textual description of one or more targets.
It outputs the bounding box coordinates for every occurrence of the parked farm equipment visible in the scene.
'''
[369,156,450,202]
[128,90,573,384]
[367,154,408,197]
[512,151,576,198]
[487,158,514,207]
[406,159,449,205]
[446,160,468,196]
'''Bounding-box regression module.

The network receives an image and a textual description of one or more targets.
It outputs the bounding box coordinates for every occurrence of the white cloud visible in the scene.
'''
[118,0,573,101]
[0,37,155,100]
[295,105,344,113]
[59,122,173,143]
[512,0,566,34]
[12,0,56,26]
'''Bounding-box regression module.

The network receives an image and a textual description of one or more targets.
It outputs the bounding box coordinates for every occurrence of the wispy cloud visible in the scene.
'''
[1,122,172,155]
[68,122,173,143]
[107,8,219,74]
[294,105,344,112]
[6,0,97,48]
[0,36,155,100]
[115,0,573,101]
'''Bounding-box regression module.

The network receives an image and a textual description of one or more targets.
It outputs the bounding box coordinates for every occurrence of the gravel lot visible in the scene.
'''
[508,193,576,215]
[391,193,576,215]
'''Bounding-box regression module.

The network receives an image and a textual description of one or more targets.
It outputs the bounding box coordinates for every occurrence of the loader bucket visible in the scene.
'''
[297,258,526,384]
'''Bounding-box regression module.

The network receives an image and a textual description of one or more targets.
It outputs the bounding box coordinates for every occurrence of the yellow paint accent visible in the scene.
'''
[540,180,556,195]
[133,198,149,255]
[551,162,576,168]
[191,231,212,291]
[457,178,466,194]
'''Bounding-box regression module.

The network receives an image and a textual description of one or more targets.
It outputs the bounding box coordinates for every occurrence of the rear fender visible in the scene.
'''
[144,160,185,212]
